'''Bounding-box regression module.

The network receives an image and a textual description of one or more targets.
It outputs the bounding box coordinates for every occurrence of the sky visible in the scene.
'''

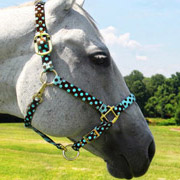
[1,0,179,77]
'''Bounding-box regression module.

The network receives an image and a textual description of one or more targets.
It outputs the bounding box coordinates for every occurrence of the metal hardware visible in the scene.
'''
[34,33,53,56]
[33,83,47,103]
[83,129,100,143]
[93,129,100,137]
[59,144,67,151]
[83,136,90,144]
[40,69,58,85]
[63,144,80,161]
[32,70,58,103]
[100,106,119,123]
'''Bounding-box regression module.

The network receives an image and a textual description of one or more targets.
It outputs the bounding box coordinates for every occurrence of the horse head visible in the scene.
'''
[0,0,155,179]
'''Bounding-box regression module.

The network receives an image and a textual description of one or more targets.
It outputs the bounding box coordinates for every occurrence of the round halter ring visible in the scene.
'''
[40,69,58,85]
[63,144,80,161]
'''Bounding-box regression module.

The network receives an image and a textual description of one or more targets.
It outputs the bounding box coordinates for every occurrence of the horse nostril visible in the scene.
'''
[148,140,155,162]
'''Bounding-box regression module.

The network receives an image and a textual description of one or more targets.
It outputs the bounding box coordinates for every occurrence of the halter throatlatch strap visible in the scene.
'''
[24,1,136,161]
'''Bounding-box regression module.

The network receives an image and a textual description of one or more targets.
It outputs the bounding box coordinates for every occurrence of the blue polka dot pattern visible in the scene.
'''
[72,121,112,151]
[52,76,62,86]
[24,98,40,127]
[52,77,136,119]
[53,76,104,110]
[114,94,136,115]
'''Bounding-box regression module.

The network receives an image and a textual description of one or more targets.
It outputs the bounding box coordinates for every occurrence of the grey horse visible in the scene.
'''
[0,0,155,179]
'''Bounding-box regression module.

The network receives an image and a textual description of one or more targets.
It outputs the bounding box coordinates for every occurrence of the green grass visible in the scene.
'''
[146,117,177,126]
[0,123,180,180]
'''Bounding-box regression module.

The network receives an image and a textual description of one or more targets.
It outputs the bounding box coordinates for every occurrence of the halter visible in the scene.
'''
[24,1,136,161]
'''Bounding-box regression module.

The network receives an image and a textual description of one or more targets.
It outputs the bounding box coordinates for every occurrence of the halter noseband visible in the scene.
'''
[24,1,136,161]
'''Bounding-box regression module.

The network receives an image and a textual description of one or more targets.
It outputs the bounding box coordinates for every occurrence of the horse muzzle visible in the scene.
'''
[105,139,155,179]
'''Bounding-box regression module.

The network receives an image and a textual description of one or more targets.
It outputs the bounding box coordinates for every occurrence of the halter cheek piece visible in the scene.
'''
[24,1,136,161]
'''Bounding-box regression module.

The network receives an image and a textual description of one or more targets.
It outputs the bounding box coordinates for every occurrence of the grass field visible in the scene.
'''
[0,123,180,180]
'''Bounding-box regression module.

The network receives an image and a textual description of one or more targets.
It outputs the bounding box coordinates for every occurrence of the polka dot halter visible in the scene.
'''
[24,1,136,161]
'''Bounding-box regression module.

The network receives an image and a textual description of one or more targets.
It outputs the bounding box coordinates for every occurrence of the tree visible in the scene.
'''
[150,74,166,96]
[171,72,180,95]
[125,70,147,113]
[144,96,159,117]
[175,107,180,125]
[125,70,144,85]
[153,83,176,118]
[125,70,180,119]
[143,77,153,97]
[131,80,147,112]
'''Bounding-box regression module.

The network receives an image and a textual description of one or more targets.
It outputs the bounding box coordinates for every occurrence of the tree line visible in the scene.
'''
[124,70,180,125]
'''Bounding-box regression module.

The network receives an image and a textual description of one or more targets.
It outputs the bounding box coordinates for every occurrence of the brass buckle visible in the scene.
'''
[100,106,119,124]
[34,32,53,56]
[83,129,100,144]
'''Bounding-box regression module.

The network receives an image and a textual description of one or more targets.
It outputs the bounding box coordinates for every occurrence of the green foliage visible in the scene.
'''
[125,70,144,83]
[150,74,166,95]
[125,70,180,125]
[175,107,180,125]
[157,118,176,126]
[125,70,147,112]
[171,72,180,94]
[147,118,176,126]
[145,97,159,117]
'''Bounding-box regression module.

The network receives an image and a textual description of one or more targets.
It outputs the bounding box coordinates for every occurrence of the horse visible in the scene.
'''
[0,0,155,179]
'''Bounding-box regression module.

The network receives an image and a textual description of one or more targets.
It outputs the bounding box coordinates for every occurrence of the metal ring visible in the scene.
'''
[62,144,80,161]
[40,69,58,85]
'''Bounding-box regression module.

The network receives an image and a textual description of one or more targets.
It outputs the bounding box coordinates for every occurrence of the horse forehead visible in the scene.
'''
[62,6,100,35]
[54,13,103,50]
[60,29,86,39]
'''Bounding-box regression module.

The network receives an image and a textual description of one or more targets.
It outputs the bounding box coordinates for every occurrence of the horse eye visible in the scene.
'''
[89,52,109,66]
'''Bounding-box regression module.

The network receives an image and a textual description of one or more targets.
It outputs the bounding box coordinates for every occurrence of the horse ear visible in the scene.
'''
[75,0,85,7]
[46,0,75,17]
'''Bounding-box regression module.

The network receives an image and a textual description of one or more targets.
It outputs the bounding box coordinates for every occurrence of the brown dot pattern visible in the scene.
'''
[35,2,53,71]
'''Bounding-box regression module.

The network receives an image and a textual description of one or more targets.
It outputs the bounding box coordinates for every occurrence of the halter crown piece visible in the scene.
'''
[24,1,136,161]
